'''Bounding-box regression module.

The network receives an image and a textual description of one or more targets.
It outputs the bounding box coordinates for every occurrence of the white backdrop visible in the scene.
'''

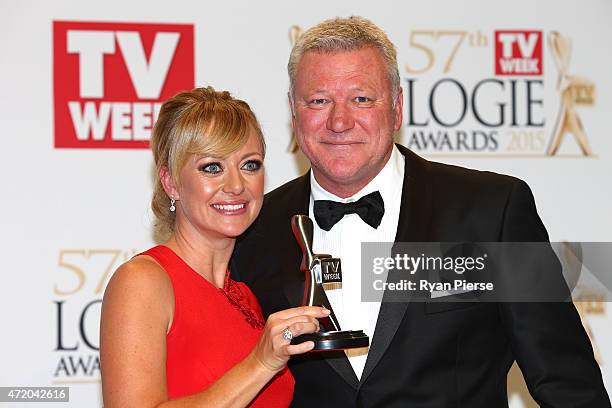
[1,0,610,406]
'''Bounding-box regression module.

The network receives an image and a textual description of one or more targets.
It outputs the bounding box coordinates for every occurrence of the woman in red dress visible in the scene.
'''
[100,87,329,407]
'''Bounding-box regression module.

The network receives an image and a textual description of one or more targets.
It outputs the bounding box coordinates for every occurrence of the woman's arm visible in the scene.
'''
[100,257,328,408]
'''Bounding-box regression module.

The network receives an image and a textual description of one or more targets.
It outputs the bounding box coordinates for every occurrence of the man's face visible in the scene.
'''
[291,47,402,197]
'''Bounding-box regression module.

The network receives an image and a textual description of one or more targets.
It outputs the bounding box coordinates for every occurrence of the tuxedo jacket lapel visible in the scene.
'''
[394,145,434,243]
[360,145,433,385]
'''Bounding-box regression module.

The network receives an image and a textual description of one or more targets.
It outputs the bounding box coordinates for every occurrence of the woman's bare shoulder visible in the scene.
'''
[108,254,171,291]
[102,254,174,318]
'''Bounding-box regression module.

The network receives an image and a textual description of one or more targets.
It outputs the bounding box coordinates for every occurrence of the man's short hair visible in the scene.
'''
[288,16,400,105]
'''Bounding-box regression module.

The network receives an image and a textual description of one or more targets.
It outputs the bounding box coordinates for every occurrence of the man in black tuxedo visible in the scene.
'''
[232,16,609,407]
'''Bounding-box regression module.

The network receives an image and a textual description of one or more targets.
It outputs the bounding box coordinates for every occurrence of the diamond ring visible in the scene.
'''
[282,327,293,341]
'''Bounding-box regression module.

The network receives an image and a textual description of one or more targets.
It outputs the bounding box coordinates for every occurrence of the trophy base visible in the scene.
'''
[291,330,369,351]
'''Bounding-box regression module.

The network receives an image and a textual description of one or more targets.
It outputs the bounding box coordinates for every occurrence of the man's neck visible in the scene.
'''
[312,173,376,199]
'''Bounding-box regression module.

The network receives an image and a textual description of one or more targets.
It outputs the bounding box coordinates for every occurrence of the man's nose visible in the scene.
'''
[326,102,355,133]
[222,168,246,195]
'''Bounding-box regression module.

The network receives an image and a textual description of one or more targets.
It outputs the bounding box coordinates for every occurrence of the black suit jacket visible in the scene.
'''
[232,145,609,407]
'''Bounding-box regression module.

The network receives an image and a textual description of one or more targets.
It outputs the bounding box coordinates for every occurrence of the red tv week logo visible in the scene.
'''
[53,21,194,148]
[495,30,543,76]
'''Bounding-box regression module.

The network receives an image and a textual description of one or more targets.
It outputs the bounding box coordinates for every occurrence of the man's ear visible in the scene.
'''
[393,86,403,131]
[288,92,296,118]
[160,166,179,200]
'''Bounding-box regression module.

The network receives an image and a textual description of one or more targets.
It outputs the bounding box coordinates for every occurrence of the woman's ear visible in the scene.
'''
[159,166,179,200]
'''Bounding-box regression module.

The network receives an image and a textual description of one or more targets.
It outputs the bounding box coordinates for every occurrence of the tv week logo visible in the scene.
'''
[53,21,194,148]
[495,30,543,76]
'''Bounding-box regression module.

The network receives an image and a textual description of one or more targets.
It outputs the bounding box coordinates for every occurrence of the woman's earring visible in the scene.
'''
[169,197,176,212]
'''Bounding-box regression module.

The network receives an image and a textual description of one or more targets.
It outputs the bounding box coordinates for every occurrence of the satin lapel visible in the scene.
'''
[323,351,360,389]
[360,145,433,385]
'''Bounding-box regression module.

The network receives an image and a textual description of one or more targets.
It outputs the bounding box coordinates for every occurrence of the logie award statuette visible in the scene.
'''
[290,214,369,351]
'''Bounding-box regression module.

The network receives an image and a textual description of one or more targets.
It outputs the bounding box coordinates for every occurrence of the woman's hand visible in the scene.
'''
[250,306,331,373]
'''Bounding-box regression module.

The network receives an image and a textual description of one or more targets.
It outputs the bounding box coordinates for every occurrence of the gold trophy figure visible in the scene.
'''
[290,215,369,350]
[547,31,595,156]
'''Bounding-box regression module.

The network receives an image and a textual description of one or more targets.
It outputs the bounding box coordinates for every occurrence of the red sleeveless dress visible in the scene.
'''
[141,246,294,406]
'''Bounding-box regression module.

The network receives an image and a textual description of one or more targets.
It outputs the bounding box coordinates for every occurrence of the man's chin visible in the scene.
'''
[313,165,377,195]
[316,166,360,182]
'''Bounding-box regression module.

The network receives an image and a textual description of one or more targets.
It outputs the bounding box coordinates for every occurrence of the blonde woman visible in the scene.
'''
[100,87,328,407]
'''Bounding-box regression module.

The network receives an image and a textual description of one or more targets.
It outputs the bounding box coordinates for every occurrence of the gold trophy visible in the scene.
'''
[290,215,369,350]
[547,31,595,156]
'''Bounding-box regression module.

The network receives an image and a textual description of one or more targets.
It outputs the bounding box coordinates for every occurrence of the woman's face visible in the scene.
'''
[173,131,264,240]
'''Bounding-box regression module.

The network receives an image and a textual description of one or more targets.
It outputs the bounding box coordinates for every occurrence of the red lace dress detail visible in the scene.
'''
[222,275,266,330]
[140,246,294,407]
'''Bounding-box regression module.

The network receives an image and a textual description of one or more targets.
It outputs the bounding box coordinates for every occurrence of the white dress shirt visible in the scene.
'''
[308,145,405,379]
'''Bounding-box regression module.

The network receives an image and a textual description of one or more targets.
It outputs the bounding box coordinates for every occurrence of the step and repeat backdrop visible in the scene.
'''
[1,0,610,406]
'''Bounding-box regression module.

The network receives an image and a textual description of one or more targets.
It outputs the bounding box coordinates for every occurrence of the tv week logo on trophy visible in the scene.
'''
[495,30,543,75]
[53,21,194,148]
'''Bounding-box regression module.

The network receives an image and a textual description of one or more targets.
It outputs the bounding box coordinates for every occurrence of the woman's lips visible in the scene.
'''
[210,202,248,215]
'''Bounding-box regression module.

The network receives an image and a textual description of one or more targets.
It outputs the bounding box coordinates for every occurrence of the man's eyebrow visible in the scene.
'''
[304,89,328,95]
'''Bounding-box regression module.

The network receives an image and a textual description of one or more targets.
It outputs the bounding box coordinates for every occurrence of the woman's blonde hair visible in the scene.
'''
[150,86,265,236]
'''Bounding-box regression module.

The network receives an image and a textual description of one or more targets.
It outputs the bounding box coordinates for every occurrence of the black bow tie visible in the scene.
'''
[313,191,385,231]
